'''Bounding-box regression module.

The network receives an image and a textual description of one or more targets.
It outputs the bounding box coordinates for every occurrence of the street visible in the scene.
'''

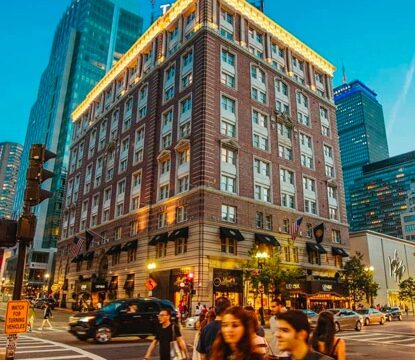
[1,309,415,359]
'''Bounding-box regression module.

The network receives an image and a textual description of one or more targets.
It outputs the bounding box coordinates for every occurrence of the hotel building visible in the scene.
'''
[56,0,349,310]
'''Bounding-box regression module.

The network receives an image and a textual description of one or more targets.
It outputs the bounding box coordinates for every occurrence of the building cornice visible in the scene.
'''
[72,0,335,122]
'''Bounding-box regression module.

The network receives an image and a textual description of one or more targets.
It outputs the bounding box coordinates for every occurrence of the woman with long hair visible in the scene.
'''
[193,309,216,360]
[210,306,264,360]
[310,311,346,360]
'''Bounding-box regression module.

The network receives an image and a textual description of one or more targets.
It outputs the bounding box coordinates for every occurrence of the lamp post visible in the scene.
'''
[255,249,269,326]
[364,266,375,307]
[44,273,50,296]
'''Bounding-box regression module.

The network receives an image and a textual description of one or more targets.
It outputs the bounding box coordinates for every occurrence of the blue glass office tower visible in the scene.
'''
[349,151,415,238]
[12,0,142,288]
[333,80,389,222]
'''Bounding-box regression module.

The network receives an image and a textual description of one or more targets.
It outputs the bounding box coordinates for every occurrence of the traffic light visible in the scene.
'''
[0,219,17,247]
[24,144,56,206]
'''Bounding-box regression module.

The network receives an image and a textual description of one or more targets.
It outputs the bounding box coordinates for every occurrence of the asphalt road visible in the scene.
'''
[2,309,415,359]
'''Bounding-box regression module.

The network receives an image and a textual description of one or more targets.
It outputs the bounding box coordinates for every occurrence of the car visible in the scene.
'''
[302,309,318,328]
[33,298,58,310]
[68,297,178,343]
[326,309,363,332]
[382,306,403,321]
[184,315,199,329]
[356,308,386,326]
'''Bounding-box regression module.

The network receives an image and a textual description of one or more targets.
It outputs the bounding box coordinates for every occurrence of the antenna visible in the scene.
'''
[150,0,156,24]
[342,63,348,84]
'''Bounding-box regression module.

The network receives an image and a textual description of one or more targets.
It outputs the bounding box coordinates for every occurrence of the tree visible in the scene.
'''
[343,252,379,308]
[399,277,415,316]
[244,246,303,298]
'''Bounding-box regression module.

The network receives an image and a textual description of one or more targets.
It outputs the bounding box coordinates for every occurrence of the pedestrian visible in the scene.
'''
[405,304,409,316]
[276,310,334,360]
[311,311,345,360]
[28,304,36,332]
[193,309,216,360]
[201,304,208,316]
[269,299,289,360]
[195,305,201,316]
[144,308,189,360]
[244,306,265,337]
[210,306,264,360]
[197,297,231,360]
[244,306,268,355]
[40,303,53,330]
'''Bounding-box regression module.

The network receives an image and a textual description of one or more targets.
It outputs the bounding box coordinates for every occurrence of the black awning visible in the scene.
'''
[83,251,94,261]
[124,274,135,290]
[71,254,84,263]
[255,233,280,247]
[149,232,169,246]
[332,247,349,257]
[109,276,118,290]
[219,227,245,241]
[122,239,138,251]
[168,227,189,241]
[306,242,327,254]
[106,244,122,255]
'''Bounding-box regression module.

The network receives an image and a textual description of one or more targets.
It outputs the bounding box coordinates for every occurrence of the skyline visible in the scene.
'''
[1,0,414,157]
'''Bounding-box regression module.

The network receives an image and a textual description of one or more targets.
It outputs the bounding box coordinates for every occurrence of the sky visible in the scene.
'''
[0,0,414,157]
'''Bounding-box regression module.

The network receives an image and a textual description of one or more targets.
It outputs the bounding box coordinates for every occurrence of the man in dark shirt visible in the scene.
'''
[276,310,334,360]
[196,296,231,360]
[144,308,188,360]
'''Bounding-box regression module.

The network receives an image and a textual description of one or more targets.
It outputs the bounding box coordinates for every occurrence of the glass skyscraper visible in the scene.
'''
[12,0,142,290]
[350,151,415,238]
[333,80,389,222]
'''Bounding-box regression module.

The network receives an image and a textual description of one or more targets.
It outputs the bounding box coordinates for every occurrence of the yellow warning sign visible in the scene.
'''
[4,300,29,334]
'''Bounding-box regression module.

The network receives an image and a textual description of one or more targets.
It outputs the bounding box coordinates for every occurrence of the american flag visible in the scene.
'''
[71,236,85,257]
[290,217,303,241]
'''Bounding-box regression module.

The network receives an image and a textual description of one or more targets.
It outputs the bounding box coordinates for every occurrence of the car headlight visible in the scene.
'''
[78,316,95,323]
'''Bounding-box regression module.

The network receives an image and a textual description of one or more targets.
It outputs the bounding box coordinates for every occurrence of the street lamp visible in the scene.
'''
[44,273,50,296]
[364,266,375,307]
[255,248,269,326]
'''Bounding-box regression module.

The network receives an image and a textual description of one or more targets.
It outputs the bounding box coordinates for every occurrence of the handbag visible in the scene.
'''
[170,324,187,360]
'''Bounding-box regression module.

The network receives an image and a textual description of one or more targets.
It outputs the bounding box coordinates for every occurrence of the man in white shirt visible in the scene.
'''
[269,299,290,359]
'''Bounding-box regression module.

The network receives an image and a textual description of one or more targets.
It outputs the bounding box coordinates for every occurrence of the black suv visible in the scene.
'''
[68,298,178,343]
[382,306,403,321]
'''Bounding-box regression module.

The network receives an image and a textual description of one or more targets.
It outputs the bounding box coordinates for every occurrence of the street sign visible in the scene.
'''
[6,334,18,358]
[4,300,29,335]
[144,278,157,291]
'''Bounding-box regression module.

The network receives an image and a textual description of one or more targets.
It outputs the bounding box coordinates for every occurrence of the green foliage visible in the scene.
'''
[342,252,379,306]
[244,246,303,295]
[398,277,415,302]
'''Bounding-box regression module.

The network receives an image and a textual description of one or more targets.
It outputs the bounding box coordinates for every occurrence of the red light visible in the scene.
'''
[187,272,194,280]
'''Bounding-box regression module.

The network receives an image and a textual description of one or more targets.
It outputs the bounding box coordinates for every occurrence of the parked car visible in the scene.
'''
[33,297,58,310]
[302,309,318,328]
[184,315,199,329]
[326,309,363,332]
[356,308,386,326]
[68,298,178,343]
[382,306,403,321]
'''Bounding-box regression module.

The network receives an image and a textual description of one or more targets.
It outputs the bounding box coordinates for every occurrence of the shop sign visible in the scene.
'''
[322,284,333,292]
[286,283,301,290]
[28,262,48,269]
[212,269,243,292]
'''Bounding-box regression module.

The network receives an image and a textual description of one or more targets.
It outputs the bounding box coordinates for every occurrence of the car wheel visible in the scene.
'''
[386,315,391,321]
[138,335,148,339]
[94,326,112,343]
[380,317,385,325]
[76,335,89,341]
[398,315,402,321]
[355,321,362,331]
[334,322,341,333]
[364,318,370,326]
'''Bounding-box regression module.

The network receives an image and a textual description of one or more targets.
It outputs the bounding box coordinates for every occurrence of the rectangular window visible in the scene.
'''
[175,238,188,255]
[177,175,189,193]
[221,71,235,88]
[265,215,272,230]
[221,95,236,113]
[221,49,235,66]
[253,133,269,151]
[159,184,170,200]
[116,202,124,217]
[221,147,236,165]
[255,184,271,202]
[281,193,295,209]
[221,120,236,137]
[221,174,236,193]
[156,242,167,258]
[256,212,263,228]
[278,145,293,160]
[221,237,237,255]
[332,229,341,244]
[176,206,187,223]
[221,205,236,222]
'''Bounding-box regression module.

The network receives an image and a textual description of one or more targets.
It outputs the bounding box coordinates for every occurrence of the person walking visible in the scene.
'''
[210,306,264,360]
[244,306,268,355]
[197,297,231,360]
[269,299,290,360]
[40,303,53,330]
[193,310,216,360]
[310,311,345,360]
[28,304,36,332]
[144,308,189,360]
[276,310,334,360]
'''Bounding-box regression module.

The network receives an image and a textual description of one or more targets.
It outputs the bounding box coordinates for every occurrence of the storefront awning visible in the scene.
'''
[109,275,118,290]
[306,242,327,254]
[123,274,135,290]
[71,254,83,263]
[106,244,122,255]
[219,227,245,241]
[255,233,280,247]
[332,247,349,257]
[122,240,138,251]
[168,227,189,241]
[149,232,169,246]
[83,251,94,261]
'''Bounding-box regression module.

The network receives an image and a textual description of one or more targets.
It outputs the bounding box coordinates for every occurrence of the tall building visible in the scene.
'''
[56,0,349,310]
[12,0,143,295]
[0,142,23,219]
[400,181,415,241]
[333,80,389,222]
[350,151,415,238]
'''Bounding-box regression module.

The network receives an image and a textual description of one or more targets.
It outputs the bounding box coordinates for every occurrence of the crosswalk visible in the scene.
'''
[340,331,415,347]
[0,334,106,360]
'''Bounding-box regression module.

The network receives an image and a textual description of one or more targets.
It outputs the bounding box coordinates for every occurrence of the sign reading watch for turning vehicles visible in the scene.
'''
[4,300,29,334]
